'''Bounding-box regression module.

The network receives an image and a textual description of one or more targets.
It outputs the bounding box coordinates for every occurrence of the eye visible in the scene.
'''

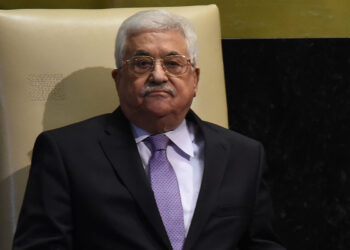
[134,58,153,68]
[164,59,181,68]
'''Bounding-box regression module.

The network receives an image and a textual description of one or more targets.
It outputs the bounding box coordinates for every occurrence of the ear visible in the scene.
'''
[193,66,200,97]
[112,68,120,90]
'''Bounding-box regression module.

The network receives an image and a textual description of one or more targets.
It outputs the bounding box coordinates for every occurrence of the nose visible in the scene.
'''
[150,60,168,84]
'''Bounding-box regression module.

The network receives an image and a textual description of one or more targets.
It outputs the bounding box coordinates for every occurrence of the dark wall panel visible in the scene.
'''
[222,38,350,250]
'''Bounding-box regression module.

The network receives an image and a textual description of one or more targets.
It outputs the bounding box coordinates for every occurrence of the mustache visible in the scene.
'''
[141,83,176,97]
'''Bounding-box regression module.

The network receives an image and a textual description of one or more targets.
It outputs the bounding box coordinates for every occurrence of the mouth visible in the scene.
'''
[145,90,171,99]
[142,85,176,97]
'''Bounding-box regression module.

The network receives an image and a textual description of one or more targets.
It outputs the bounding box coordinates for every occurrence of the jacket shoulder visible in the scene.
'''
[41,113,112,139]
[200,120,262,149]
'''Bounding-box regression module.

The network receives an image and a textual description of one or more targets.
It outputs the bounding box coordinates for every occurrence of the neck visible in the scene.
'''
[123,109,187,134]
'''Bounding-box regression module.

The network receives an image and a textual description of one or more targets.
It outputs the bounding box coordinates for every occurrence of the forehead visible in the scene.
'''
[124,29,188,57]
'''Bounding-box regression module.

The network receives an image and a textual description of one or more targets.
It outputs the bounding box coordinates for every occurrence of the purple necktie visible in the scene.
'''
[148,134,185,250]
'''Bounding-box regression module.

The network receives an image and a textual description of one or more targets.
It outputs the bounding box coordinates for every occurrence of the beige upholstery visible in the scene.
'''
[0,5,227,250]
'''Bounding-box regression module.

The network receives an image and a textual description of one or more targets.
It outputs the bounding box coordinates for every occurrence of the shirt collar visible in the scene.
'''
[130,120,194,157]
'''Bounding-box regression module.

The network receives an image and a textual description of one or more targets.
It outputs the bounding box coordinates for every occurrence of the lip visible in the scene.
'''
[146,90,171,97]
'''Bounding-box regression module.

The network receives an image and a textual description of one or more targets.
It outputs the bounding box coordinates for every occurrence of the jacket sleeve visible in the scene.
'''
[13,132,73,250]
[239,143,287,250]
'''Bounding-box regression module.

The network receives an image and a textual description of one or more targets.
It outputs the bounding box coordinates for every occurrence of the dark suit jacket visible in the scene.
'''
[13,108,285,250]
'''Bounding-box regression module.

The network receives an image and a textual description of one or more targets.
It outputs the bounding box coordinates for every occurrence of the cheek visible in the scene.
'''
[175,78,196,96]
[131,80,147,96]
[121,80,148,106]
[119,77,144,95]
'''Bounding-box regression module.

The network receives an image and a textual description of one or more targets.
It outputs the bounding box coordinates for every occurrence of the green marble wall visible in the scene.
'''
[1,0,350,38]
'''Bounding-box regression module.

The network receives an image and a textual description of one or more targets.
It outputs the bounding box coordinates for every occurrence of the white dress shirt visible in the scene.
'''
[131,119,204,235]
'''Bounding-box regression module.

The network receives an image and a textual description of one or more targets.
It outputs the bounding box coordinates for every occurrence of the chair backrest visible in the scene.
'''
[0,5,227,249]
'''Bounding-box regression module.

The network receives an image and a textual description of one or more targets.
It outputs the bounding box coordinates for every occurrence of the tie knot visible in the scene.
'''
[148,134,169,151]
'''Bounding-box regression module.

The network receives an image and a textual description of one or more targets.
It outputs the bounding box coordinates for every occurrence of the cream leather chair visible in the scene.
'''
[0,5,227,250]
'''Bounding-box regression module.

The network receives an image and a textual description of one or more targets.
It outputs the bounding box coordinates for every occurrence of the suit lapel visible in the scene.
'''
[183,111,230,250]
[99,109,172,249]
[98,109,230,249]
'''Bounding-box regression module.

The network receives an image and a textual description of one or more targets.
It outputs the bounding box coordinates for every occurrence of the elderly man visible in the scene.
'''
[13,10,285,250]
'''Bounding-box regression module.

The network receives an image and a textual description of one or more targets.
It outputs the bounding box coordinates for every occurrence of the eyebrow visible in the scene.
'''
[133,50,181,57]
[134,50,151,56]
[166,51,181,56]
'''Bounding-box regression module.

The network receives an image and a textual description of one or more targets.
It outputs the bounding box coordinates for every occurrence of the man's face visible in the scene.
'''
[112,29,200,132]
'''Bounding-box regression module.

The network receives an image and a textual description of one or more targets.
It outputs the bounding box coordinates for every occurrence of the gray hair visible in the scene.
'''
[115,9,198,68]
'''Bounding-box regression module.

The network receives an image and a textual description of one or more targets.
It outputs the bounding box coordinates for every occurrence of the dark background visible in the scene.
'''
[222,38,350,250]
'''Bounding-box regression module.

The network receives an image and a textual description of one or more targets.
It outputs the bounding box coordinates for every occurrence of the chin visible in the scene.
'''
[143,101,173,115]
[146,107,173,117]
